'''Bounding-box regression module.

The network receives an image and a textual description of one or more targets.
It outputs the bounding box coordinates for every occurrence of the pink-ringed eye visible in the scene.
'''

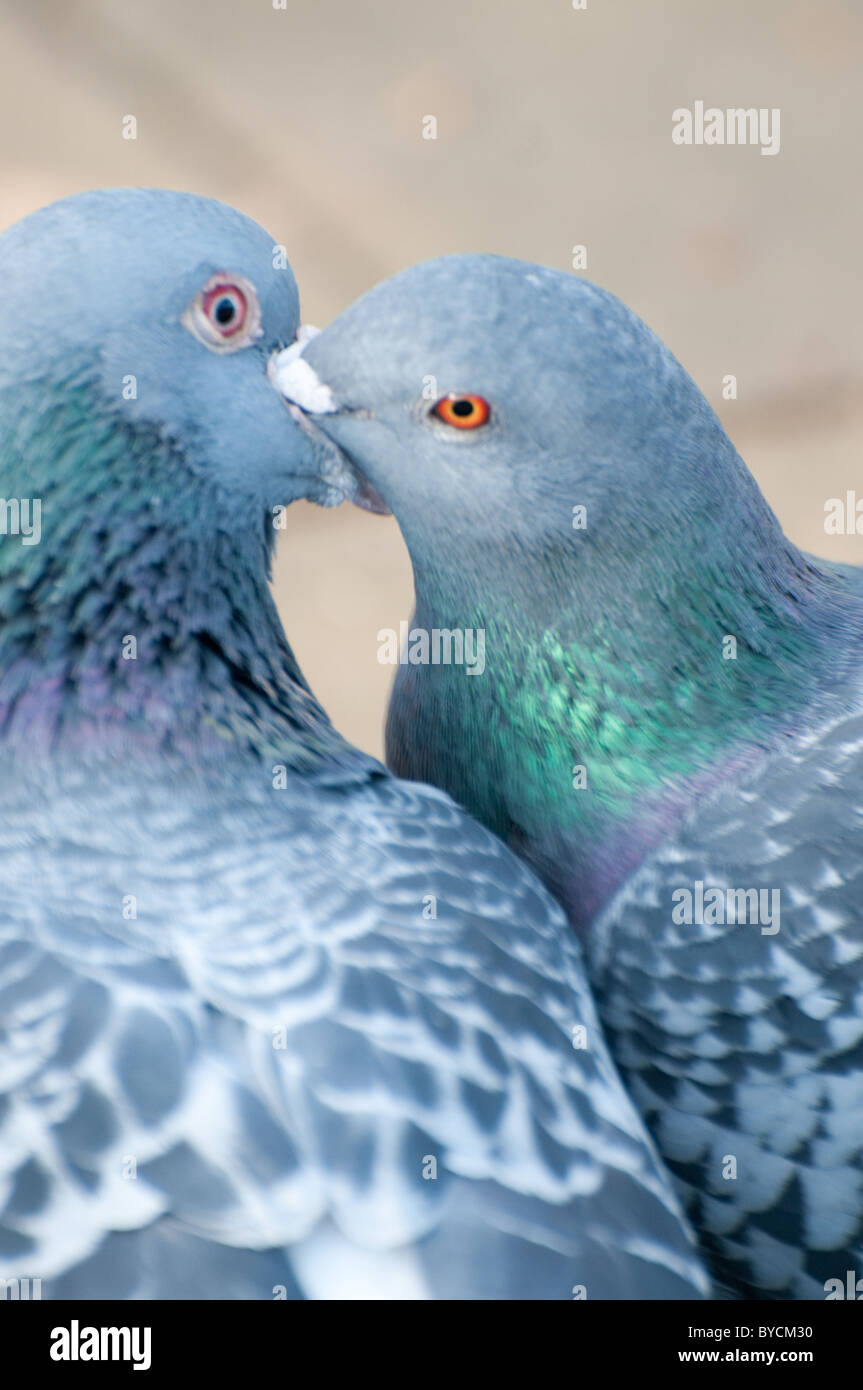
[201,283,247,336]
[182,272,262,353]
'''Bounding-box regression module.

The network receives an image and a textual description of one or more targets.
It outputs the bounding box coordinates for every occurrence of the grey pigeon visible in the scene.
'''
[273,254,863,1299]
[0,201,707,1300]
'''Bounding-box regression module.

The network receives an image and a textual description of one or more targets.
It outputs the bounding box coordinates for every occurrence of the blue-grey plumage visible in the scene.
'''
[589,706,863,1299]
[0,196,708,1299]
[273,253,863,1299]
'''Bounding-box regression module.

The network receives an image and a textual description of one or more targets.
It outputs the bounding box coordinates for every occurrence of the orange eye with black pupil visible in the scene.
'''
[432,393,491,429]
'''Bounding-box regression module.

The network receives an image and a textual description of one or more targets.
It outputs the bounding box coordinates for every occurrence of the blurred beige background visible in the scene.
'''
[1,0,860,757]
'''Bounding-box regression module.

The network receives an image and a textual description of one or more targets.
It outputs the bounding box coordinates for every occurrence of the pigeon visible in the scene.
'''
[272,254,863,1299]
[0,199,708,1300]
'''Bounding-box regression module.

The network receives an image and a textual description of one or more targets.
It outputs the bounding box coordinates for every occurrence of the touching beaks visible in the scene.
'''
[268,326,390,516]
[268,325,338,415]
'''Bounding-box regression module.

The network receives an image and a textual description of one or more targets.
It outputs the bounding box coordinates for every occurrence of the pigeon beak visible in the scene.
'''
[268,325,338,414]
[269,331,391,516]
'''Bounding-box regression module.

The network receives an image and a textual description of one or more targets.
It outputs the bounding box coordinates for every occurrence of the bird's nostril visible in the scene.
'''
[270,350,338,415]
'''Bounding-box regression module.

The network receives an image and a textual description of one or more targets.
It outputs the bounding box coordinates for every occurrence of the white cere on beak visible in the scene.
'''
[268,324,338,415]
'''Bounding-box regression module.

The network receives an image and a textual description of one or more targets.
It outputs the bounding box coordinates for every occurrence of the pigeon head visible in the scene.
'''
[0,189,350,746]
[0,187,349,513]
[272,254,855,731]
[272,253,783,570]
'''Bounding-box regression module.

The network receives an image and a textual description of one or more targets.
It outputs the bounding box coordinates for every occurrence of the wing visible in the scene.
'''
[589,702,863,1298]
[0,754,707,1300]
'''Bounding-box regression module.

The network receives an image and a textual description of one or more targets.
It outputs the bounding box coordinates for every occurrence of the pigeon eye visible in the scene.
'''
[203,284,246,333]
[182,272,262,353]
[431,393,491,429]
